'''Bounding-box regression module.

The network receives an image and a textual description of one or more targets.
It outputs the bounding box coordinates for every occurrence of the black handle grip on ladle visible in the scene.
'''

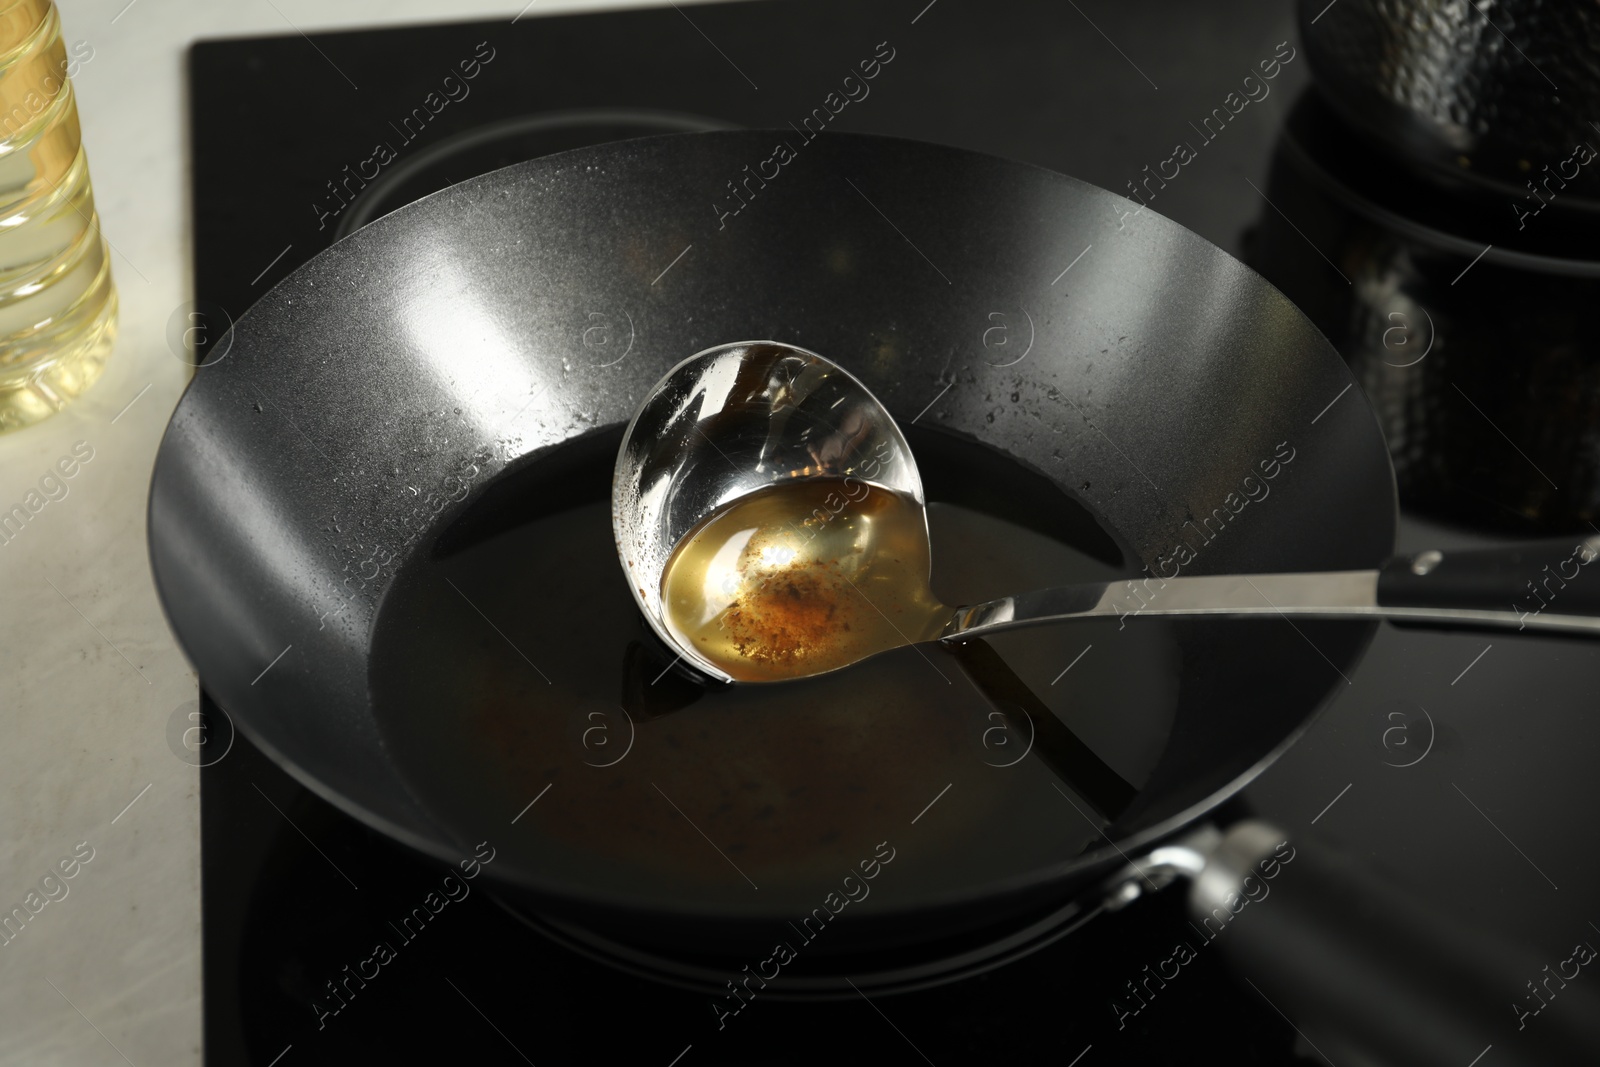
[1379,536,1600,630]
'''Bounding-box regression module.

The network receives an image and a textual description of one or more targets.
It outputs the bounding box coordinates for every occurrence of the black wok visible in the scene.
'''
[149,132,1599,1062]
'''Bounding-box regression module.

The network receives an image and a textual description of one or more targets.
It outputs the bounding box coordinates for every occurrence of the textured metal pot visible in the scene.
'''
[1298,0,1600,205]
[1246,93,1600,533]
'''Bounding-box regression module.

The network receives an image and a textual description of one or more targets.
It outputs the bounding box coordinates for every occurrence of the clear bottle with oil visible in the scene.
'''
[0,0,114,433]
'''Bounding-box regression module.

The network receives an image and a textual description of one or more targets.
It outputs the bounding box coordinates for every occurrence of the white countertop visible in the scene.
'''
[0,2,657,1063]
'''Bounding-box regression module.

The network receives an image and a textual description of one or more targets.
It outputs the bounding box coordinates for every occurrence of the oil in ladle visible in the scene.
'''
[660,478,950,682]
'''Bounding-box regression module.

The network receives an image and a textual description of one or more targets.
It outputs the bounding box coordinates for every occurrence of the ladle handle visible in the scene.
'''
[1193,821,1600,1066]
[1378,537,1600,632]
[944,537,1600,639]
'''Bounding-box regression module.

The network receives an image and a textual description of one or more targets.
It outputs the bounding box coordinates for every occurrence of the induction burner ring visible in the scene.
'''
[333,107,737,237]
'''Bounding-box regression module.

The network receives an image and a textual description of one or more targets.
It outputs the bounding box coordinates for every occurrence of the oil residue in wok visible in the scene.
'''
[661,478,949,682]
[368,449,1183,919]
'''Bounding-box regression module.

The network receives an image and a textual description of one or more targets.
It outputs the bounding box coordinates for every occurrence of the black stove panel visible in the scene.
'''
[188,2,1600,1063]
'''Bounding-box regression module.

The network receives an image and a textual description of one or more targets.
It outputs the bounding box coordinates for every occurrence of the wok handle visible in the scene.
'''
[1378,536,1600,631]
[1191,821,1600,1066]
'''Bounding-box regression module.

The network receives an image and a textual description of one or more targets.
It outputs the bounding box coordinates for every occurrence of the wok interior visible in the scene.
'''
[368,423,1375,939]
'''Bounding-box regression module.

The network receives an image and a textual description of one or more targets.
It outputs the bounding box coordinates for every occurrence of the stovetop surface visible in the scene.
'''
[188,2,1600,1063]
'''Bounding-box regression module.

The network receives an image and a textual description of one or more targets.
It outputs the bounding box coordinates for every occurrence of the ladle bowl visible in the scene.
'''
[613,340,925,683]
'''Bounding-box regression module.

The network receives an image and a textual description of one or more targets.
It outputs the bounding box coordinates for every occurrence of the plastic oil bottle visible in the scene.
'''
[0,0,115,434]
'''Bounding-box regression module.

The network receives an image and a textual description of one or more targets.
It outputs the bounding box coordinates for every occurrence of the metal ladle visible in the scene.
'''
[612,341,1600,685]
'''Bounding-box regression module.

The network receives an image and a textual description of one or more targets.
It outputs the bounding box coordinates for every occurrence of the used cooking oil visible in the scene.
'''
[0,0,116,433]
[660,477,951,681]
